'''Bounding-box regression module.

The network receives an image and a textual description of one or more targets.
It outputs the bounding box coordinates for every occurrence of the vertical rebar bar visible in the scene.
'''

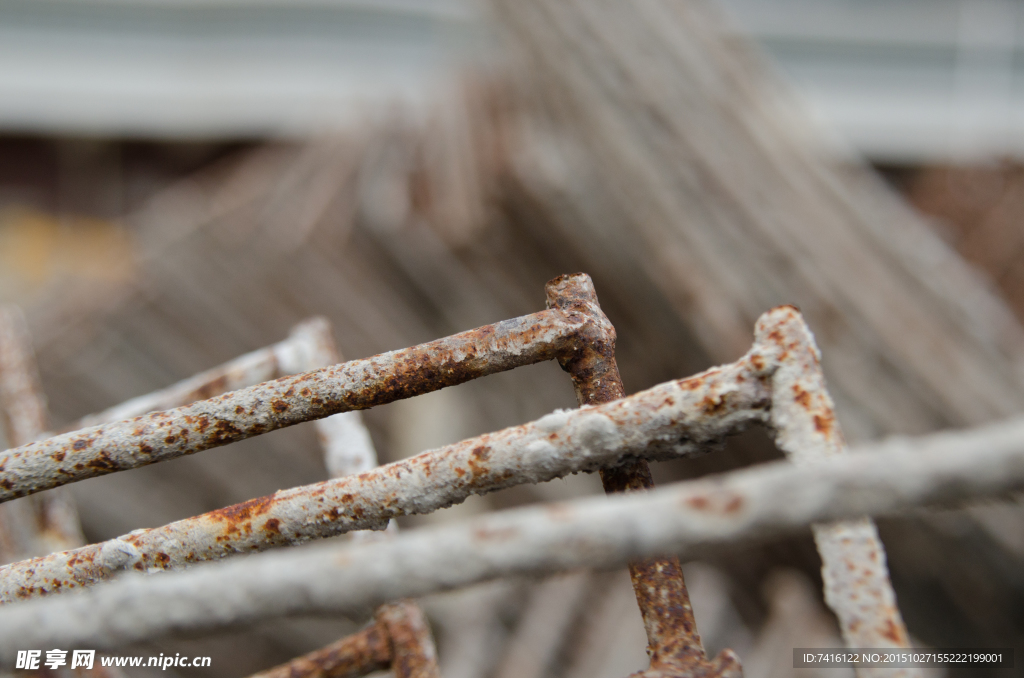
[545,274,741,678]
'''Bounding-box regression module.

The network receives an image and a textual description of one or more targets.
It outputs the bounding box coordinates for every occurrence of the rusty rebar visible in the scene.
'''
[0,305,599,502]
[249,622,391,678]
[0,288,910,672]
[0,341,770,602]
[546,274,740,678]
[376,601,442,678]
[1,407,1017,654]
[758,306,915,676]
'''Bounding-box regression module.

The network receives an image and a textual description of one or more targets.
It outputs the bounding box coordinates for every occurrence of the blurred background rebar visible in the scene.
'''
[1,0,1023,676]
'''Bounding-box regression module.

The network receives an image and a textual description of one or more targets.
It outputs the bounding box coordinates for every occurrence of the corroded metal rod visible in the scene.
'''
[759,307,915,676]
[0,344,771,602]
[0,306,598,502]
[0,410,1018,655]
[249,622,391,678]
[546,274,740,678]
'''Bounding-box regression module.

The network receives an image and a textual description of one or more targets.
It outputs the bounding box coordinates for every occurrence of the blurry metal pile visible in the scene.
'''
[2,0,1024,676]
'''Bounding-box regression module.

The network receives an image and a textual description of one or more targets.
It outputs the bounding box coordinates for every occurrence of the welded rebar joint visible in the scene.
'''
[376,601,442,678]
[545,273,624,405]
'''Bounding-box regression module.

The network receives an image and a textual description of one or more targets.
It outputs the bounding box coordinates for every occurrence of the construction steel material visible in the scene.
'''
[0,305,598,502]
[249,622,391,678]
[0,302,911,670]
[760,308,915,676]
[247,601,438,678]
[1,416,1020,654]
[0,333,770,602]
[376,601,442,678]
[547,274,741,678]
[0,278,913,675]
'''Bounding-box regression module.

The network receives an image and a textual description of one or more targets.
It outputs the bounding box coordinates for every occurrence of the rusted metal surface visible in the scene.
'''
[0,302,604,502]
[4,405,1022,653]
[547,274,741,678]
[0,283,910,673]
[376,601,442,678]
[246,601,438,678]
[0,340,771,602]
[248,622,391,678]
[758,306,916,677]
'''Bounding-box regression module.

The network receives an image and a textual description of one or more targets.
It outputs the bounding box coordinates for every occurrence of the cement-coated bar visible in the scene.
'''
[0,346,771,602]
[1,415,1021,656]
[760,306,916,677]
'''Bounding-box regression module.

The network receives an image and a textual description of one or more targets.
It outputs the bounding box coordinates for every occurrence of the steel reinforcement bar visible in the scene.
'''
[0,277,916,674]
[0,329,771,601]
[0,416,1018,656]
[0,296,605,502]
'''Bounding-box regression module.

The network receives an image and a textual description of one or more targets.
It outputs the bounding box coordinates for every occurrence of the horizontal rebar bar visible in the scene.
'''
[0,345,771,602]
[0,306,604,502]
[1,414,1021,655]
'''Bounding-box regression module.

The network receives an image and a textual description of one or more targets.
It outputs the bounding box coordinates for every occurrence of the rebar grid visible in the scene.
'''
[3,407,1018,654]
[0,275,922,678]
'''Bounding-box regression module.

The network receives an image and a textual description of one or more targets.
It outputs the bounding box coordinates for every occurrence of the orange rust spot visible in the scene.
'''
[264,518,281,534]
[455,467,466,478]
[271,400,289,414]
[300,388,312,397]
[341,494,354,503]
[235,406,245,415]
[879,619,905,644]
[814,413,833,436]
[155,552,170,565]
[792,385,812,409]
[52,451,65,462]
[750,355,766,371]
[72,439,88,451]
[686,496,710,510]
[700,395,727,415]
[208,494,276,526]
[724,496,743,513]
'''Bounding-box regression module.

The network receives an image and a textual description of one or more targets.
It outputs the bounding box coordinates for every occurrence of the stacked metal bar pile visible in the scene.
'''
[0,274,988,678]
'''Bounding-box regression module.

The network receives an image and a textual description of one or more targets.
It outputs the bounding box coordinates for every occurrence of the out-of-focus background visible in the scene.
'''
[1,0,1023,676]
